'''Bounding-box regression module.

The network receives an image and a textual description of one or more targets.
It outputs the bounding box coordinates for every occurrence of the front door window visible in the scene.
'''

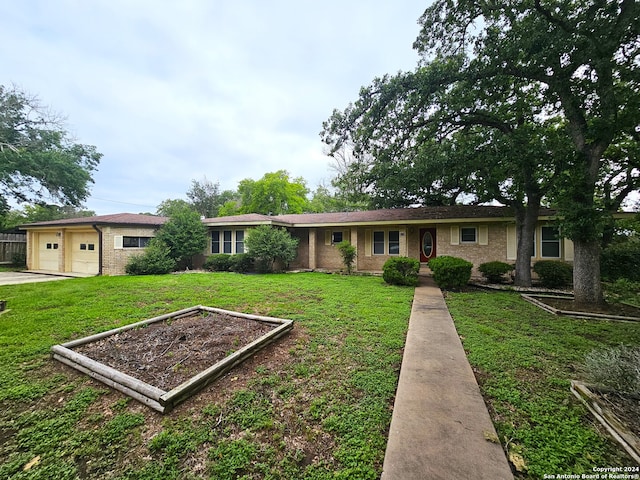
[420,228,437,262]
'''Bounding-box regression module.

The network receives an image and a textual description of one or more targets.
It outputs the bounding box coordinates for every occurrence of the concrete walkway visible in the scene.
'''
[381,277,513,480]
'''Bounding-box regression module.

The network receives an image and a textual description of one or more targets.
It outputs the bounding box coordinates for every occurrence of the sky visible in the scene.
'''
[2,1,431,215]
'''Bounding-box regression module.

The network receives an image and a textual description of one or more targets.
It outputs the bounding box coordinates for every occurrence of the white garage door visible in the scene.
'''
[70,232,99,274]
[37,233,60,271]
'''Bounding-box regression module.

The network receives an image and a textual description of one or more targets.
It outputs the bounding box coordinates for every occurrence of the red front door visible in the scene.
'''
[419,228,436,262]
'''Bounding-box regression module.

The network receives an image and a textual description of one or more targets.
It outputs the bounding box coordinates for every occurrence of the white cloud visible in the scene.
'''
[1,0,428,214]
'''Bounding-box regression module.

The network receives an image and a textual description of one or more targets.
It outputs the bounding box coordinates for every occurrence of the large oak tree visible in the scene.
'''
[0,86,101,220]
[323,1,640,304]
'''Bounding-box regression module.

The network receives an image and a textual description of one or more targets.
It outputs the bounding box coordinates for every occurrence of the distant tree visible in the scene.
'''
[245,225,299,272]
[156,199,194,217]
[238,170,310,215]
[154,206,207,269]
[2,204,95,229]
[186,176,237,218]
[0,85,102,217]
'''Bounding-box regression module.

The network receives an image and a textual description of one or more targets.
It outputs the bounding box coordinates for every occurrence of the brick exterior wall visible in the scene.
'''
[100,226,160,275]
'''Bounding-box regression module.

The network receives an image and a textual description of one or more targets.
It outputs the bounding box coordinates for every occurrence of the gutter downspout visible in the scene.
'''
[92,224,103,276]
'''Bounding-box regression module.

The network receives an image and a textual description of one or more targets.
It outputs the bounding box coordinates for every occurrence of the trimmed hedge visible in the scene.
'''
[478,261,513,283]
[204,254,234,272]
[428,256,472,290]
[533,260,573,288]
[382,256,420,286]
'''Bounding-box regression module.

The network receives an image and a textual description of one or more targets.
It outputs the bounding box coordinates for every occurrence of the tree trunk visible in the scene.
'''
[513,202,540,287]
[572,238,603,306]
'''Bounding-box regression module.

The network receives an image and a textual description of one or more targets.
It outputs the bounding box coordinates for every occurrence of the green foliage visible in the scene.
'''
[154,207,207,269]
[445,290,640,477]
[584,345,640,396]
[533,260,573,289]
[203,254,233,272]
[0,85,102,208]
[605,279,640,307]
[428,256,472,290]
[478,261,513,284]
[228,253,254,273]
[237,170,310,215]
[382,256,420,286]
[0,273,414,479]
[125,239,176,275]
[245,225,299,273]
[336,240,357,274]
[186,177,236,218]
[601,239,640,282]
[203,254,254,273]
[11,252,26,267]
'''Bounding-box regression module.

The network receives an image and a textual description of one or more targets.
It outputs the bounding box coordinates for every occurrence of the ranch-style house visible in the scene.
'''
[20,206,576,277]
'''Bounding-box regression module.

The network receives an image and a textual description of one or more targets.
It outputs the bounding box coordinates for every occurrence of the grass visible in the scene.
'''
[0,272,414,479]
[444,288,640,479]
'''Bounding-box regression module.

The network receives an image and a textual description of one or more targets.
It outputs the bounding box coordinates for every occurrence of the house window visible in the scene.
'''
[211,231,220,253]
[80,243,86,250]
[235,230,245,254]
[212,230,244,254]
[372,230,401,255]
[123,236,151,248]
[388,230,400,255]
[541,226,560,258]
[460,227,477,243]
[223,230,232,254]
[373,231,385,255]
[332,231,343,244]
[88,244,95,251]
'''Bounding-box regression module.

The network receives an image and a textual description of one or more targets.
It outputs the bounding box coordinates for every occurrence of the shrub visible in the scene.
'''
[245,225,299,273]
[478,261,513,283]
[11,252,26,267]
[336,240,357,274]
[428,256,472,290]
[383,257,420,286]
[601,240,640,282]
[584,345,640,396]
[533,260,573,288]
[204,254,234,272]
[125,240,176,275]
[229,254,254,273]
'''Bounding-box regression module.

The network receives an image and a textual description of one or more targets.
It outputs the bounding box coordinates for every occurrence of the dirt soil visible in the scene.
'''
[597,391,640,437]
[73,312,277,391]
[539,297,640,318]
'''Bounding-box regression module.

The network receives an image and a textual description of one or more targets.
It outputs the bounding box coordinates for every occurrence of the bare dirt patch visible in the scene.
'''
[73,312,276,391]
[540,297,640,319]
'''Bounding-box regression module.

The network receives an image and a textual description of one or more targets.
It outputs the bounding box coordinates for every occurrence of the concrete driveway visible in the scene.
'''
[0,271,75,286]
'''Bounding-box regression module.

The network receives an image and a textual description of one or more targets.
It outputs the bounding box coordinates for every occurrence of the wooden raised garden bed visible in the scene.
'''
[51,305,293,413]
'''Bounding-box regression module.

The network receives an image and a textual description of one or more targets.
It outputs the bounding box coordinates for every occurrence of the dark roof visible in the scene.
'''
[208,206,559,227]
[21,206,560,230]
[21,213,168,228]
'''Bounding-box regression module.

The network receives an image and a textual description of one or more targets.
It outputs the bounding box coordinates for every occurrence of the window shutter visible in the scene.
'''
[114,235,123,249]
[506,225,516,260]
[563,238,574,261]
[479,225,488,245]
[325,230,331,246]
[365,230,372,257]
[450,226,460,245]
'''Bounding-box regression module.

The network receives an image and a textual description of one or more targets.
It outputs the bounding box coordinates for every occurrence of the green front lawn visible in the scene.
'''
[445,289,640,478]
[0,273,414,479]
[2,273,638,479]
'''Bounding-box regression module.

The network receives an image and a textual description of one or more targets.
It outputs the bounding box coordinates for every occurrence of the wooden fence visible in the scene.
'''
[0,232,26,264]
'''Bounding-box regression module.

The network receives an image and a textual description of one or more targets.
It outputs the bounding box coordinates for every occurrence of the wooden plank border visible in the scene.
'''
[51,306,294,413]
